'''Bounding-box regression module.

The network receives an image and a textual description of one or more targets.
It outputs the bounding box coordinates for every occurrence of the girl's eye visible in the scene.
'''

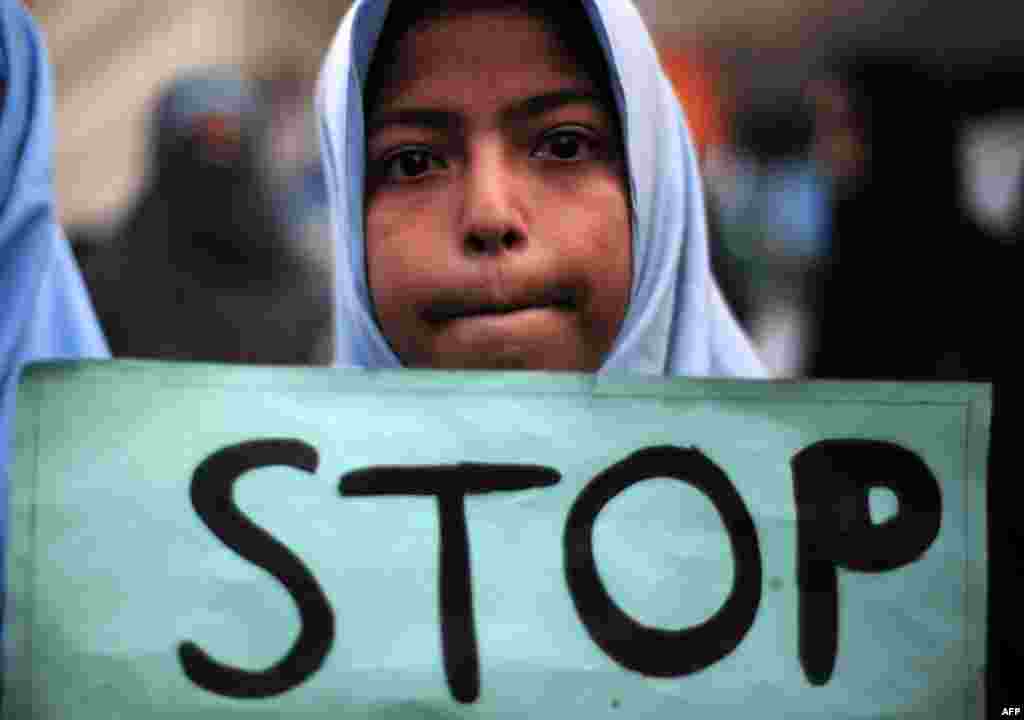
[380,148,446,182]
[533,129,598,162]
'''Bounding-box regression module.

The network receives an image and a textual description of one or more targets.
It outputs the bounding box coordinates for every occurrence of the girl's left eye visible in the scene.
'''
[532,129,598,162]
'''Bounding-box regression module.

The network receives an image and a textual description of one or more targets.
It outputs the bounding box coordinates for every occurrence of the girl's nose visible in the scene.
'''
[460,144,527,256]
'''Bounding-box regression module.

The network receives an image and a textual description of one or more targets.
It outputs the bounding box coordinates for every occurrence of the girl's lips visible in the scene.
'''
[423,287,578,324]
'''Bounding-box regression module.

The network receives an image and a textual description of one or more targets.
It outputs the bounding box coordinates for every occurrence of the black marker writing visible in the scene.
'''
[792,439,942,685]
[340,463,561,704]
[564,446,762,677]
[180,439,334,698]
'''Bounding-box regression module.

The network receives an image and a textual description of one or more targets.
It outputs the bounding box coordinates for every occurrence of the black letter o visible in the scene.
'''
[564,446,761,677]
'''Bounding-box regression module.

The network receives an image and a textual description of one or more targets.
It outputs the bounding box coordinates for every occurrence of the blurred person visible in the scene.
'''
[705,82,832,376]
[80,67,333,365]
[1,0,109,654]
[808,57,980,381]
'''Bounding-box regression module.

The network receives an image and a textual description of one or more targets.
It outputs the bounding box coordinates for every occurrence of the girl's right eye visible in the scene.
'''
[379,148,447,183]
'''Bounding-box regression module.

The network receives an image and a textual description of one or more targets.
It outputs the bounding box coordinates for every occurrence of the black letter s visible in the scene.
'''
[180,439,334,698]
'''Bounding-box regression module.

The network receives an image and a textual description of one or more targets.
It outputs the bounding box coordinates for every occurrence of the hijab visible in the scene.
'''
[1,0,109,556]
[317,0,766,378]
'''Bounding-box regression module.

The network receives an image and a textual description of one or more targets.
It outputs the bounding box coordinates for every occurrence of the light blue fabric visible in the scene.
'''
[1,0,109,572]
[317,0,767,378]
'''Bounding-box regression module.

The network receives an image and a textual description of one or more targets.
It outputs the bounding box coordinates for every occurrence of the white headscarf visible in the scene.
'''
[317,0,766,378]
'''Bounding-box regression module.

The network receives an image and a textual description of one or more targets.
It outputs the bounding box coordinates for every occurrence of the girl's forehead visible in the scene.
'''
[364,1,615,121]
[379,8,592,105]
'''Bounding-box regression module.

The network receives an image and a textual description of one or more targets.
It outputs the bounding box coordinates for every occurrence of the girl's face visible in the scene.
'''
[363,4,632,371]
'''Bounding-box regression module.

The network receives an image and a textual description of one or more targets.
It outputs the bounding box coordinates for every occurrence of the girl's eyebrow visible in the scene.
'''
[368,107,460,136]
[367,89,608,137]
[503,89,608,125]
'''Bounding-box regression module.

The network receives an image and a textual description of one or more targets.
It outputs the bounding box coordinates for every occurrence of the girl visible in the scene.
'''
[317,0,766,378]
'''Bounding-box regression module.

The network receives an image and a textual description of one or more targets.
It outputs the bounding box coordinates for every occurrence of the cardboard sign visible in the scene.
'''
[4,361,990,718]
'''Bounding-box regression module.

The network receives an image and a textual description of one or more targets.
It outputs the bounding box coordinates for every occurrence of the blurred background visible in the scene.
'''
[25,0,1024,706]
[28,0,1023,377]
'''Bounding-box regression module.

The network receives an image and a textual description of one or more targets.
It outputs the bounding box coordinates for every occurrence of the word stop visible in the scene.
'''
[180,438,941,702]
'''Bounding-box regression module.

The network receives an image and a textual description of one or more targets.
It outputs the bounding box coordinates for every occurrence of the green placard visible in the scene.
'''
[4,360,990,718]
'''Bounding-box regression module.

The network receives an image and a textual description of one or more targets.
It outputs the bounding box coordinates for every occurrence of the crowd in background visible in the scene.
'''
[701,55,1023,384]
[68,65,334,366]
[56,50,1024,383]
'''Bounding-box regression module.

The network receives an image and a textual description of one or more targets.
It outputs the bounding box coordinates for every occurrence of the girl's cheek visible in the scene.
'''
[365,186,457,302]
[543,162,628,207]
[541,171,630,238]
[367,180,455,237]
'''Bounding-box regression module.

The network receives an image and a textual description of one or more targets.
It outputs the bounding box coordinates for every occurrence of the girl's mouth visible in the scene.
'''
[423,287,578,324]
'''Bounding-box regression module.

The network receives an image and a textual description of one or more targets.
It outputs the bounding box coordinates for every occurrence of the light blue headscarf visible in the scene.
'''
[1,0,109,559]
[317,0,766,378]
